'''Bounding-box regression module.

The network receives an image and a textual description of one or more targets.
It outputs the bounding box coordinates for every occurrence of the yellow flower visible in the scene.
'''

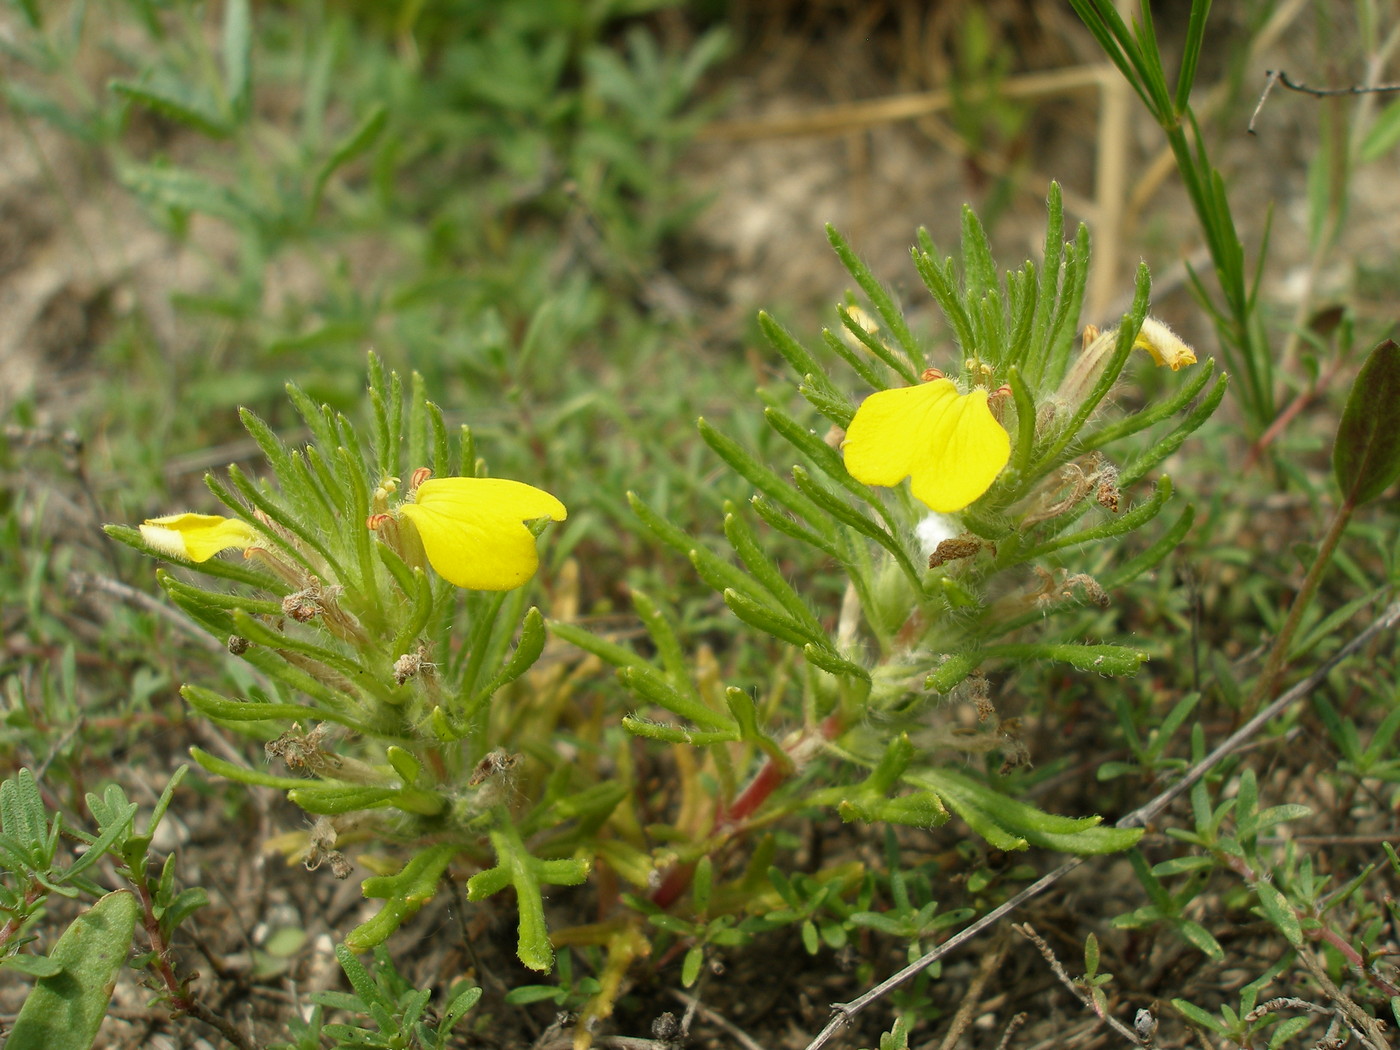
[139,513,260,561]
[1132,317,1197,371]
[842,378,1010,513]
[396,477,567,591]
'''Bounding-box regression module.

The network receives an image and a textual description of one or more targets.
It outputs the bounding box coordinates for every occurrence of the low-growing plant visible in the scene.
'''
[92,181,1225,1043]
[8,2,1399,1046]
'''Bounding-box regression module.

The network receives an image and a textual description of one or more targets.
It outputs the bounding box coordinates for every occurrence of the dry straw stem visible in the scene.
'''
[1013,923,1144,1047]
[1291,946,1392,1050]
[934,928,1011,1050]
[1123,0,1310,225]
[668,990,765,1050]
[799,598,1400,1050]
[697,66,1112,141]
[70,570,225,652]
[699,64,1127,314]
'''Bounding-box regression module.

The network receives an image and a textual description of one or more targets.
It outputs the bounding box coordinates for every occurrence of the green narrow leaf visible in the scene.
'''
[698,417,831,530]
[1359,99,1400,163]
[1252,880,1304,946]
[1119,373,1229,488]
[912,242,976,355]
[346,844,459,953]
[1173,0,1210,114]
[630,590,690,684]
[1029,263,1148,478]
[1045,226,1091,384]
[1171,996,1229,1033]
[723,506,825,637]
[1007,366,1037,477]
[622,717,738,746]
[310,103,389,213]
[7,891,140,1050]
[682,946,704,987]
[467,826,588,971]
[789,467,923,589]
[1269,1016,1315,1049]
[190,747,336,790]
[120,164,248,225]
[821,327,884,390]
[721,588,822,650]
[802,642,871,683]
[1014,476,1173,563]
[222,0,252,120]
[795,376,856,428]
[625,492,771,609]
[470,607,547,708]
[109,80,230,138]
[617,664,733,732]
[749,495,845,564]
[181,684,374,735]
[1333,339,1400,506]
[960,205,998,300]
[547,620,647,672]
[826,226,921,361]
[12,0,41,28]
[836,305,920,385]
[758,310,824,378]
[1078,357,1218,453]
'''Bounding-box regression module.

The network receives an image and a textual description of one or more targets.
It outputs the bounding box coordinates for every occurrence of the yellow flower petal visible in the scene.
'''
[1133,317,1197,371]
[842,379,1010,513]
[140,513,260,561]
[397,477,567,591]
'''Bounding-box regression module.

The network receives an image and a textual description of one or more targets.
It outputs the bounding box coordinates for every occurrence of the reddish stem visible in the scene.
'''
[0,881,47,952]
[131,867,254,1050]
[649,713,844,910]
[1243,356,1347,473]
[1220,851,1400,998]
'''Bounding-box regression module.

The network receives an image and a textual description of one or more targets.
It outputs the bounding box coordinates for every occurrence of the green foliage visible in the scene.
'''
[0,765,225,1045]
[1333,339,1400,507]
[6,890,140,1050]
[107,363,589,963]
[7,1,1400,1046]
[560,186,1217,902]
[1070,0,1275,428]
[287,945,481,1050]
[2,0,727,476]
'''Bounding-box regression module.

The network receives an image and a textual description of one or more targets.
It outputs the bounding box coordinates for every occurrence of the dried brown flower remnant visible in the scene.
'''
[928,534,993,568]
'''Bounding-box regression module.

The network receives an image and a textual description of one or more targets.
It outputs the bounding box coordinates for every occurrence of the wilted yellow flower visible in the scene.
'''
[139,513,260,561]
[1133,317,1196,371]
[396,477,567,591]
[1056,317,1199,411]
[842,378,1010,513]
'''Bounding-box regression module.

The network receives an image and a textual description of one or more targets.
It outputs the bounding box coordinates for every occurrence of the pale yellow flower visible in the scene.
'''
[1132,317,1197,371]
[139,513,260,561]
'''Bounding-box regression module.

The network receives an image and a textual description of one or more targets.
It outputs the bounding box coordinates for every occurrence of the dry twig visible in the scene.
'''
[1012,924,1142,1047]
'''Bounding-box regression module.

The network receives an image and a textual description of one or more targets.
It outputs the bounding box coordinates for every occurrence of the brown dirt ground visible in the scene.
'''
[3,2,1398,1049]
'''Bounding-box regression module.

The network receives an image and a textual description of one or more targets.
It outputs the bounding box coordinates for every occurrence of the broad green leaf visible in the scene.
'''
[1333,340,1400,505]
[7,891,140,1050]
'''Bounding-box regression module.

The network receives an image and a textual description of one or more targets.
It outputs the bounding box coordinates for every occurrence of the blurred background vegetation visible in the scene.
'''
[2,0,1399,1047]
